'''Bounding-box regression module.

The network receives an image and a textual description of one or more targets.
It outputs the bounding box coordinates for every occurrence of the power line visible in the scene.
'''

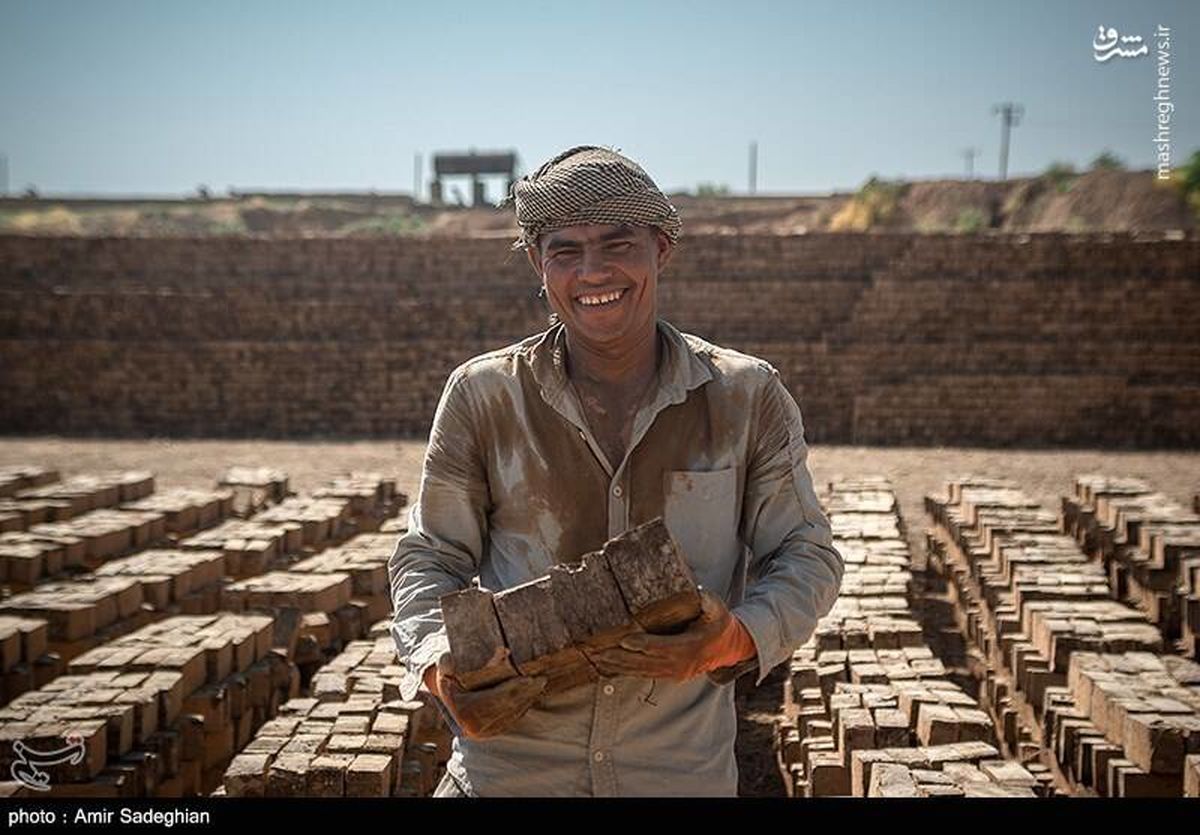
[961,147,979,180]
[992,102,1024,180]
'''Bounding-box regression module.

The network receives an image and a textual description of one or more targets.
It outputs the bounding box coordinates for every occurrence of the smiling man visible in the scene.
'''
[388,145,844,797]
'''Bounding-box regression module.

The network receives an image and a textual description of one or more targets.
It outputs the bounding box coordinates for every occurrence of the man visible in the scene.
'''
[388,145,843,797]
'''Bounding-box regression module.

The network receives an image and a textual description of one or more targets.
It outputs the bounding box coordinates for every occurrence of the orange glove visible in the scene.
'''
[585,590,758,681]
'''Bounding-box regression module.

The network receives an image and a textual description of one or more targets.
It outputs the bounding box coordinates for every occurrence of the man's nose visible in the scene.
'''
[578,246,610,283]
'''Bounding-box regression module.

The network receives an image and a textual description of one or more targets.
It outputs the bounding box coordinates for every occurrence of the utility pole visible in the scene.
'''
[961,147,978,180]
[992,102,1023,180]
[748,141,757,195]
[413,153,422,202]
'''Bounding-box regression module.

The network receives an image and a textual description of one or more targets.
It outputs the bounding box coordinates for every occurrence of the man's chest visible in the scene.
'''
[475,382,752,593]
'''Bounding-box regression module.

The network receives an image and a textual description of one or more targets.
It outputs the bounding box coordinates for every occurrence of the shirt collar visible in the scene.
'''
[527,316,714,407]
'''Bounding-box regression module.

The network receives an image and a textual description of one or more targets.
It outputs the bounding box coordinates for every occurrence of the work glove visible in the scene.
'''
[584,589,758,683]
[424,651,548,740]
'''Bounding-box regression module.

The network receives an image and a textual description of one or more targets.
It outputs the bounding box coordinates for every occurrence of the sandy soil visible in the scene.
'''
[3,436,1194,547]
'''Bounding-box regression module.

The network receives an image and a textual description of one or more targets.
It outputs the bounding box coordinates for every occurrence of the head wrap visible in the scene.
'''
[502,145,682,251]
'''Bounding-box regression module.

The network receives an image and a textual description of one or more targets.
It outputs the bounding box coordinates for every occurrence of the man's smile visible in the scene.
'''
[575,287,629,307]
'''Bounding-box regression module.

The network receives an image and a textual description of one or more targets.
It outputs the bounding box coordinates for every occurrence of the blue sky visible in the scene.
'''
[1,0,1196,198]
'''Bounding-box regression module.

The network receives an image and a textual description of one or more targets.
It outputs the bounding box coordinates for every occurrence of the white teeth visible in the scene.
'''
[578,288,625,306]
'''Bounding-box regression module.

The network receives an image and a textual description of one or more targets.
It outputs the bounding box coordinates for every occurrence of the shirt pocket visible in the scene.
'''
[661,467,741,596]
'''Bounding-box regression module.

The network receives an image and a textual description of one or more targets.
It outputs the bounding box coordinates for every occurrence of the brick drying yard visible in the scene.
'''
[0,439,1196,797]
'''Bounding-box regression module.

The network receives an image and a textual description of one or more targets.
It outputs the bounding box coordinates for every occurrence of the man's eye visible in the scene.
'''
[609,241,634,251]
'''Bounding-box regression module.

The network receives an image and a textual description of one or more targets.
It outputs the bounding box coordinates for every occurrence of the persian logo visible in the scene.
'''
[9,734,86,791]
[1092,25,1148,61]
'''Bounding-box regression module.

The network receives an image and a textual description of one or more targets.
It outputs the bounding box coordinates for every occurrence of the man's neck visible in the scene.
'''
[563,319,661,392]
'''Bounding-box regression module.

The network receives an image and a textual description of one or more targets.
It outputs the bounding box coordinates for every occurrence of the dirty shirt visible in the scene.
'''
[387,317,844,797]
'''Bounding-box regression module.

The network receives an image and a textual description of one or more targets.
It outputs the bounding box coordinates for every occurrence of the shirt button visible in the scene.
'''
[603,683,615,695]
[612,485,623,497]
[593,751,606,762]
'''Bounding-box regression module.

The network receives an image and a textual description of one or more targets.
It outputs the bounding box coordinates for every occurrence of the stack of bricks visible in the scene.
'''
[0,470,162,586]
[1,470,155,527]
[776,476,1051,797]
[439,517,701,697]
[0,613,295,797]
[217,475,406,682]
[118,487,235,538]
[924,476,1171,788]
[217,467,291,519]
[0,465,60,532]
[0,615,60,705]
[1061,474,1200,657]
[180,472,399,577]
[1040,651,1200,796]
[286,533,396,625]
[92,549,227,615]
[0,575,156,663]
[861,754,1045,797]
[221,626,450,797]
[178,518,304,578]
[310,472,405,536]
[251,497,354,553]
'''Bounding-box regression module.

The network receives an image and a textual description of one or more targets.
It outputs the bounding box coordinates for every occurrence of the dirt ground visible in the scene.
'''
[2,436,1195,796]
[3,436,1194,550]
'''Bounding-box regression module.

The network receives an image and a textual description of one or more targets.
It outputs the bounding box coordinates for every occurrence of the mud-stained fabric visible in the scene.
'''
[503,145,683,251]
[387,317,844,797]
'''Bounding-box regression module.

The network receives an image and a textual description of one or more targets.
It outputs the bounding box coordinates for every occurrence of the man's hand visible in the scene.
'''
[424,652,548,740]
[584,589,757,681]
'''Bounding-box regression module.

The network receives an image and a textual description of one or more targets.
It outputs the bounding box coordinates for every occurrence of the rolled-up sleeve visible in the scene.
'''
[731,369,844,686]
[388,364,491,704]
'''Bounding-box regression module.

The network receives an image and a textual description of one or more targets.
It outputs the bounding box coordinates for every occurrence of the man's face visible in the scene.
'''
[526,223,674,352]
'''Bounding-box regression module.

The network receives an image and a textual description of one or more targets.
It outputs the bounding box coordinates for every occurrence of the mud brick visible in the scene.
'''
[602,518,701,632]
[439,588,521,692]
[850,749,894,797]
[916,703,959,745]
[941,762,990,784]
[953,707,996,745]
[1109,758,1179,797]
[0,616,49,671]
[493,576,587,679]
[979,759,1037,789]
[345,753,393,797]
[1123,713,1198,774]
[1075,735,1114,786]
[306,753,354,797]
[837,708,876,767]
[224,752,270,797]
[549,550,640,649]
[1093,744,1124,796]
[923,741,999,766]
[872,708,910,747]
[225,572,353,614]
[807,750,849,796]
[266,752,312,797]
[1185,754,1200,797]
[868,762,920,797]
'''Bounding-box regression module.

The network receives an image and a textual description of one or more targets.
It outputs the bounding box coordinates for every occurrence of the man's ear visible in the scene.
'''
[654,229,675,272]
[524,243,543,277]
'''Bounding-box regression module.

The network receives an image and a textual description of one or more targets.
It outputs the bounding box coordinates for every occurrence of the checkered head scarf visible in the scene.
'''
[502,145,683,251]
